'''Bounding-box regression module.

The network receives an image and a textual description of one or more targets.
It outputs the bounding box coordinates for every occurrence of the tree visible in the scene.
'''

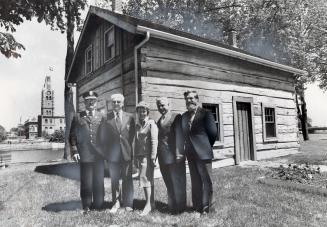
[0,125,6,142]
[125,0,327,140]
[50,129,65,142]
[0,0,65,58]
[0,0,87,158]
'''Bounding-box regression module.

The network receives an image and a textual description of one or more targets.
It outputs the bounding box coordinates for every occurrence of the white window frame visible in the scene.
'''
[104,26,115,62]
[202,103,224,146]
[262,103,278,142]
[85,44,93,74]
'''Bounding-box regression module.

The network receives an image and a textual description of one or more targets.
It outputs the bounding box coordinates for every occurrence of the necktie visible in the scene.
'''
[188,111,195,130]
[116,112,122,131]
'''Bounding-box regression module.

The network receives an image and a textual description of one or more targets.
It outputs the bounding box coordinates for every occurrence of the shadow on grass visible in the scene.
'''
[34,162,80,181]
[34,162,111,181]
[42,200,82,212]
[42,199,171,213]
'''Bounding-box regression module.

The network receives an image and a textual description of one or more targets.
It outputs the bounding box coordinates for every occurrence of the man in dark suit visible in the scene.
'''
[180,90,217,214]
[69,91,105,214]
[101,93,135,213]
[156,97,186,214]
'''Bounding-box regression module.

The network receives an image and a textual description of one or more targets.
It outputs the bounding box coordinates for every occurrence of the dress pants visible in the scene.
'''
[187,158,213,212]
[159,161,186,213]
[80,160,104,210]
[108,161,134,208]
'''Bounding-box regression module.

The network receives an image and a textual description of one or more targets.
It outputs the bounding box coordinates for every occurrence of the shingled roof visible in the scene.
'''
[66,6,306,82]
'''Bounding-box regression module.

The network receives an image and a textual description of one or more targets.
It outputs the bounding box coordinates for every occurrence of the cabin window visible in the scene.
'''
[202,103,224,144]
[104,26,115,62]
[85,45,93,74]
[262,104,278,141]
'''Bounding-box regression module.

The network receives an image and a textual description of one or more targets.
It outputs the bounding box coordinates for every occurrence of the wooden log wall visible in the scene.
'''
[74,22,136,114]
[139,39,299,160]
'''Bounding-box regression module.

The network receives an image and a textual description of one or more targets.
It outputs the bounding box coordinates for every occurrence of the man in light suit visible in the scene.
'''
[180,90,217,214]
[101,93,135,213]
[70,91,105,214]
[156,97,186,214]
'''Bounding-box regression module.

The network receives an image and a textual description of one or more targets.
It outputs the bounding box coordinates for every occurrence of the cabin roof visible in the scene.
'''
[66,6,306,82]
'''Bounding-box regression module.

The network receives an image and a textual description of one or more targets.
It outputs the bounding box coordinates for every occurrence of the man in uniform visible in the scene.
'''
[70,91,105,214]
[101,93,135,213]
[180,90,217,214]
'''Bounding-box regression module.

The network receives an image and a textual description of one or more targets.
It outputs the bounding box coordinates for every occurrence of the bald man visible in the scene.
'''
[156,97,186,214]
[101,93,135,213]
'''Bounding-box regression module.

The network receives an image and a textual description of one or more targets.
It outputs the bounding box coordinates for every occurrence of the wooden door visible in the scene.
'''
[236,102,252,161]
[233,97,257,164]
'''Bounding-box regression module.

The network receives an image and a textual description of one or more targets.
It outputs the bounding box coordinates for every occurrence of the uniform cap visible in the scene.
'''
[82,91,98,100]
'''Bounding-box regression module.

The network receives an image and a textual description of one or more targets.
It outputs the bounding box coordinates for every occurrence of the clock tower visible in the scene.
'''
[41,76,54,117]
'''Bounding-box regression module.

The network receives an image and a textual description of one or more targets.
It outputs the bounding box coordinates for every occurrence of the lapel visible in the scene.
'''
[81,111,91,125]
[121,112,129,131]
[191,107,201,130]
[181,112,189,134]
[108,111,120,132]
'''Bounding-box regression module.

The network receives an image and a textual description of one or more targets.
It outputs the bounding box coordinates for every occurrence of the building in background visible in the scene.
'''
[23,76,65,139]
[24,117,38,139]
[37,76,65,137]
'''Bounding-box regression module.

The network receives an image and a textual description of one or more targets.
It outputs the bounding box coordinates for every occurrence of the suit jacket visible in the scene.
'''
[181,107,217,160]
[157,112,183,165]
[69,111,105,162]
[100,111,135,162]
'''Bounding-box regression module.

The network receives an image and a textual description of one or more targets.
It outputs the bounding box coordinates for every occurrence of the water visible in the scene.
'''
[0,149,64,163]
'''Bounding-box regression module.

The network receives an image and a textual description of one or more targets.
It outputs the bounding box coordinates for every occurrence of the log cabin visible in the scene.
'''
[66,6,306,167]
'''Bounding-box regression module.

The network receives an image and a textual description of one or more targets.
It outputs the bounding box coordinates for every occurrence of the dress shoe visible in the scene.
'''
[110,201,121,214]
[140,205,151,216]
[124,207,133,212]
[82,207,90,215]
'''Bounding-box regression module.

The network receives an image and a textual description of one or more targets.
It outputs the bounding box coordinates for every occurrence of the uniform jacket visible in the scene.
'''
[157,112,183,165]
[100,111,135,162]
[181,107,217,160]
[135,118,158,160]
[69,111,105,162]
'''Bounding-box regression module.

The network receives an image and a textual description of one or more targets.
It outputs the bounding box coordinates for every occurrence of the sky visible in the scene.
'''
[0,6,326,131]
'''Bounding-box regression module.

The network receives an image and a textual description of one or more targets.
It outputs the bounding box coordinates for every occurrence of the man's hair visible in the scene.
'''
[156,97,169,105]
[183,90,199,100]
[111,93,125,102]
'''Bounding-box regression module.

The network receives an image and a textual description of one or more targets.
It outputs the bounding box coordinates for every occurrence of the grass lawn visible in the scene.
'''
[1,134,327,226]
[269,133,327,165]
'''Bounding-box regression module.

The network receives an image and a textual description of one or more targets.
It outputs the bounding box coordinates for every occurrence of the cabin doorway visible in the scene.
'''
[233,97,257,164]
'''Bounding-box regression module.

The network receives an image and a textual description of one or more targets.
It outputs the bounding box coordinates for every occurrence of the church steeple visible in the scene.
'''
[41,76,54,117]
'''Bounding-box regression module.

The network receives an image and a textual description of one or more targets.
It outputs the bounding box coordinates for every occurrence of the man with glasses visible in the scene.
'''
[69,91,105,214]
[101,93,135,213]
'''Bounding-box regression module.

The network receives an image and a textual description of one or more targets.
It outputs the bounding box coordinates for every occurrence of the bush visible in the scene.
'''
[49,130,64,142]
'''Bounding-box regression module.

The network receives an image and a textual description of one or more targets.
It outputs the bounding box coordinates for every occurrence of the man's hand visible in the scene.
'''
[150,158,156,168]
[73,154,80,162]
[176,155,184,163]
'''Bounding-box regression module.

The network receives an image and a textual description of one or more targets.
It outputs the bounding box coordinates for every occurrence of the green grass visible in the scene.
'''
[1,134,327,226]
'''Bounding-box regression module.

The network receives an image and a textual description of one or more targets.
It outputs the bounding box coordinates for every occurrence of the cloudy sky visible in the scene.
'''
[0,6,326,131]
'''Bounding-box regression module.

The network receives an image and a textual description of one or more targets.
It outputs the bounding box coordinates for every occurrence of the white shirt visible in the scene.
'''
[114,110,123,122]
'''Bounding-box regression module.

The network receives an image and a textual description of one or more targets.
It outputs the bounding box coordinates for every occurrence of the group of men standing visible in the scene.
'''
[69,90,217,215]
